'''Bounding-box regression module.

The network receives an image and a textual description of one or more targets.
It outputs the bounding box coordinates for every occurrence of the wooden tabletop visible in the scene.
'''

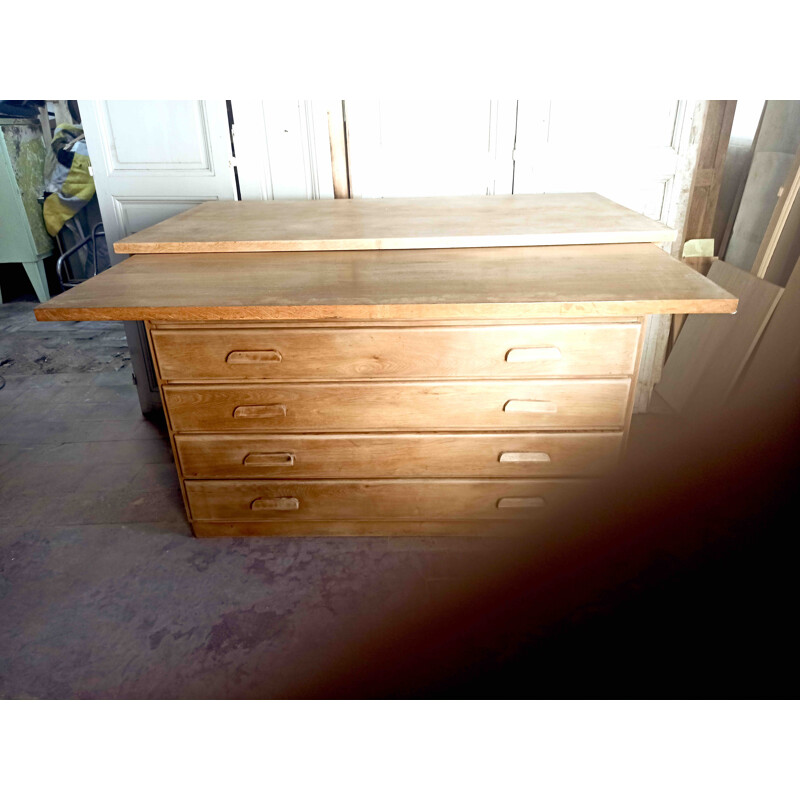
[36,244,737,322]
[114,194,677,254]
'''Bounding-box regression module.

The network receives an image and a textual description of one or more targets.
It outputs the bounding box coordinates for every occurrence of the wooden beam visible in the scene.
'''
[681,100,737,271]
[672,100,736,343]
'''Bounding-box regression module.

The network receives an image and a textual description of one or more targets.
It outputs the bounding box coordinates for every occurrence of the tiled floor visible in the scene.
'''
[0,300,503,698]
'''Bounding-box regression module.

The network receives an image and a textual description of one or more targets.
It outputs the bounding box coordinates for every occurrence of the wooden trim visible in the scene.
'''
[673,100,737,342]
[751,145,800,282]
[35,299,738,323]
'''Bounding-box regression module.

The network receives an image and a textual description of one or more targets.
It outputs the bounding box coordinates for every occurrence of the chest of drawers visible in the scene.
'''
[35,194,738,537]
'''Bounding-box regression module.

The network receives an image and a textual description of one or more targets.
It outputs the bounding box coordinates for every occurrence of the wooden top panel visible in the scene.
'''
[35,244,738,322]
[113,194,676,254]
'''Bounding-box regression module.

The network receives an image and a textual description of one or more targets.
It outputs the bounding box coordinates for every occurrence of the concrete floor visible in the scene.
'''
[1,296,516,698]
[2,284,689,698]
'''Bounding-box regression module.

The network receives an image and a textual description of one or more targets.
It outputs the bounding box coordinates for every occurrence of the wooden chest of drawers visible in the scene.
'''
[149,318,641,535]
[35,194,738,537]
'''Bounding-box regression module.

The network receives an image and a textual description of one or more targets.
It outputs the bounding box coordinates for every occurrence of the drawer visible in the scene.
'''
[175,432,624,479]
[163,379,632,433]
[185,478,585,521]
[151,323,641,381]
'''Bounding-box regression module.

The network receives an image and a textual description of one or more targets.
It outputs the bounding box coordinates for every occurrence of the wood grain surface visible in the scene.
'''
[151,323,641,381]
[184,478,586,521]
[162,379,632,433]
[35,244,738,322]
[113,194,676,254]
[174,431,625,479]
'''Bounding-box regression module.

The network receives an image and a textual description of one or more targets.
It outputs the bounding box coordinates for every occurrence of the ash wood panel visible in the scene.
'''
[185,478,585,521]
[192,520,528,537]
[113,194,676,254]
[35,244,738,322]
[163,379,632,433]
[656,261,783,412]
[152,323,641,382]
[174,432,625,479]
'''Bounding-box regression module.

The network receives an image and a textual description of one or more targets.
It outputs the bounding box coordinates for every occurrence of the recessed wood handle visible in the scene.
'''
[243,452,295,467]
[251,497,299,511]
[506,347,562,362]
[226,350,282,364]
[497,497,546,509]
[498,451,551,463]
[503,400,558,414]
[233,404,287,419]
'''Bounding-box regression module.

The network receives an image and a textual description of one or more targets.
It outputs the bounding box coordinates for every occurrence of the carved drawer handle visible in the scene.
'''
[226,350,282,364]
[506,347,561,362]
[233,404,287,419]
[243,452,295,467]
[498,451,551,463]
[503,400,558,414]
[497,497,546,509]
[251,497,300,511]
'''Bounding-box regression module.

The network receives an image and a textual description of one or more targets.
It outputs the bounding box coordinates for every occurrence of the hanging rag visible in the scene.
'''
[43,124,96,237]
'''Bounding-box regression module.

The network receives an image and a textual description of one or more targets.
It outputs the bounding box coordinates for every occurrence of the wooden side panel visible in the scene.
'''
[162,379,632,433]
[174,431,625,479]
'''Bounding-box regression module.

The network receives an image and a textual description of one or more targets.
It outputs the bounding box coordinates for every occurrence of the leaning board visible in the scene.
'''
[656,261,783,412]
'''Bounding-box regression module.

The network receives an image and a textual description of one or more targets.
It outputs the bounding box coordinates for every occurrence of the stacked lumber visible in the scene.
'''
[654,101,800,416]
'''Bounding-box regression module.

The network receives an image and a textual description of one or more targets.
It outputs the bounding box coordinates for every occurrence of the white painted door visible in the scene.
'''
[80,100,236,264]
[230,100,334,200]
[512,100,690,223]
[343,100,517,197]
[79,100,236,413]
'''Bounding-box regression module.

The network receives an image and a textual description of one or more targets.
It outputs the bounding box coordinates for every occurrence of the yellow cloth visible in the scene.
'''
[43,153,95,236]
[42,124,96,237]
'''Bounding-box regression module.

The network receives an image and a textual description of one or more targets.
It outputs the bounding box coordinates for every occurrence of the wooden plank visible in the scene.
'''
[752,145,800,285]
[34,244,738,322]
[656,261,783,413]
[112,193,677,254]
[327,102,349,199]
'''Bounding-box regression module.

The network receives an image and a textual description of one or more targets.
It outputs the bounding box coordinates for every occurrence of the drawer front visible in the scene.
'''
[163,379,631,433]
[175,432,624,479]
[152,323,641,381]
[185,478,585,521]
